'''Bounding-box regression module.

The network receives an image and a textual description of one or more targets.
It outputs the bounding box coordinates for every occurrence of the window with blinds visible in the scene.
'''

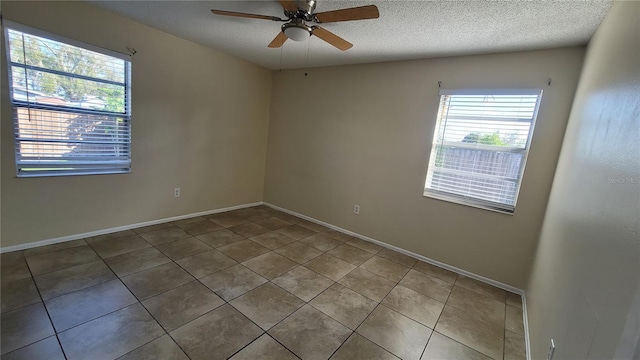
[424,89,542,213]
[5,23,131,177]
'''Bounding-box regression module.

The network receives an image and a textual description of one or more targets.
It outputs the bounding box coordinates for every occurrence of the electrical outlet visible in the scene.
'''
[353,204,360,214]
[174,188,181,198]
[547,339,555,360]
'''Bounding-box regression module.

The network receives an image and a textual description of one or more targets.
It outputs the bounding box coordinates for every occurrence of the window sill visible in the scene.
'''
[17,169,131,178]
[423,191,515,215]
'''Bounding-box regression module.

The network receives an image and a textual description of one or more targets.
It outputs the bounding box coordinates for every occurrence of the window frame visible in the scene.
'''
[3,21,132,178]
[423,88,543,214]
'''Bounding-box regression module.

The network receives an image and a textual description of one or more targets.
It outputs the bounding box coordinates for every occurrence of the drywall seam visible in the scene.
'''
[0,202,263,253]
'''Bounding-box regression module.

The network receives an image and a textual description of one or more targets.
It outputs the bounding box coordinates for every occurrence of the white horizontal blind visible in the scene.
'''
[424,89,542,213]
[5,25,131,177]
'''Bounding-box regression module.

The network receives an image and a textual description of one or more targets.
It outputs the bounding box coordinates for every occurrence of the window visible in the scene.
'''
[424,89,542,213]
[5,22,131,177]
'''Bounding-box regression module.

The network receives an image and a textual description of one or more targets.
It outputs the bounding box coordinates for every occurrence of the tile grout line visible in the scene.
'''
[443,288,509,330]
[21,246,97,278]
[36,255,158,343]
[108,256,173,281]
[42,228,219,358]
[165,217,379,358]
[114,251,195,360]
[419,331,436,360]
[136,294,195,360]
[218,230,371,359]
[222,223,459,359]
[386,262,440,357]
[185,257,302,359]
[32,215,275,348]
[136,266,238,360]
[251,287,346,360]
[332,260,413,360]
[438,276,506,359]
[115,333,193,360]
[4,210,269,358]
[19,253,70,360]
[503,300,508,360]
[326,332,359,360]
[413,260,455,360]
[6,206,518,360]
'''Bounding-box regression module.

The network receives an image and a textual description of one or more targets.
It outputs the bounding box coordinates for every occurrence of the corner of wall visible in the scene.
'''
[525,2,640,359]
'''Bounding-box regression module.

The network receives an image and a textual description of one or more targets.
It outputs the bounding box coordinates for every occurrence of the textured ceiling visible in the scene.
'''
[91,0,612,70]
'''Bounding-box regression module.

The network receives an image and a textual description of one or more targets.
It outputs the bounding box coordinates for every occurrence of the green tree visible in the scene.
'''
[462,132,508,146]
[10,30,124,110]
[97,86,125,113]
[39,46,101,102]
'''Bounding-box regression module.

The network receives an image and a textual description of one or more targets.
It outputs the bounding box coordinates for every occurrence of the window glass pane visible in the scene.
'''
[11,66,126,113]
[7,29,125,83]
[425,91,542,212]
[438,95,537,148]
[6,24,131,177]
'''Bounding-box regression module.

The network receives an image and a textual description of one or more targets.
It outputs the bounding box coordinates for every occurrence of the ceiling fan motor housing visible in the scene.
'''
[291,0,316,19]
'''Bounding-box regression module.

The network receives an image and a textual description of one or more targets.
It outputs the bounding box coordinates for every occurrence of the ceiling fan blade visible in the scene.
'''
[314,5,379,23]
[211,9,283,21]
[279,1,298,12]
[312,26,353,51]
[268,31,288,48]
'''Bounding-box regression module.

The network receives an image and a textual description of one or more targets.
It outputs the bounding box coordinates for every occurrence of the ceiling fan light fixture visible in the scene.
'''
[212,1,380,50]
[282,22,311,41]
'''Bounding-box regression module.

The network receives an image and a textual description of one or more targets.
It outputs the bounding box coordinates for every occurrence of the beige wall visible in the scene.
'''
[526,2,640,359]
[265,48,585,288]
[0,1,272,248]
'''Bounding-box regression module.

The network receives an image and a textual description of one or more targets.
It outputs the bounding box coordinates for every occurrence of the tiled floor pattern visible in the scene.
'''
[0,206,527,360]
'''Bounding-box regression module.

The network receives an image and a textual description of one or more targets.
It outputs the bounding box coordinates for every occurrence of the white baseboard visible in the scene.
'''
[264,202,531,359]
[265,202,522,293]
[0,201,263,253]
[2,199,531,359]
[522,292,532,360]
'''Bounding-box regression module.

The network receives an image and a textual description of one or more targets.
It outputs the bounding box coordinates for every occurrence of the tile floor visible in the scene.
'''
[0,206,527,360]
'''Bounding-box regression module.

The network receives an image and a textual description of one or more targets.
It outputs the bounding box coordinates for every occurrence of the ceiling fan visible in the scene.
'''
[211,0,379,51]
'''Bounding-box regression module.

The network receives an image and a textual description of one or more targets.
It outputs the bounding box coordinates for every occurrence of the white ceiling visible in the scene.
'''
[91,0,612,70]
